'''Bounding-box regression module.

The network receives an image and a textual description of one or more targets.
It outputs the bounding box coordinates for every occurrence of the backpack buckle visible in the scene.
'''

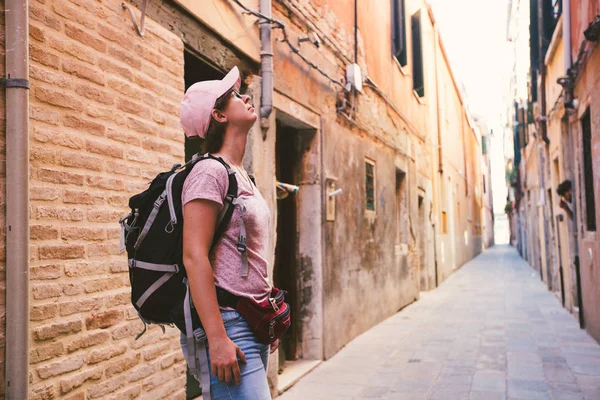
[225,194,235,204]
[236,233,247,253]
[153,192,166,208]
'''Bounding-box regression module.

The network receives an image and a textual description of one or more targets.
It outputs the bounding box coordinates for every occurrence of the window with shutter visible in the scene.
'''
[392,0,407,66]
[411,10,425,97]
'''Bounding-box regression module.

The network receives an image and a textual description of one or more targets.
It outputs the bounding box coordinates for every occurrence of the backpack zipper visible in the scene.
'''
[269,320,276,339]
[269,297,279,312]
[267,305,290,339]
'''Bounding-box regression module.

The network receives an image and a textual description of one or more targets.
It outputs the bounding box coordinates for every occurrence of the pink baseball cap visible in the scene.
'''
[180,66,240,138]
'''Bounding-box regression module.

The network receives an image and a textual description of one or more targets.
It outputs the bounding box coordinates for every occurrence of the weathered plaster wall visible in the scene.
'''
[570,0,600,63]
[267,0,426,359]
[546,34,576,310]
[572,38,600,343]
[323,120,419,358]
[172,0,261,63]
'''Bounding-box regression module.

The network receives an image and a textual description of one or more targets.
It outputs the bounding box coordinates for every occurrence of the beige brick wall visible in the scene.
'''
[28,0,187,398]
[0,0,6,396]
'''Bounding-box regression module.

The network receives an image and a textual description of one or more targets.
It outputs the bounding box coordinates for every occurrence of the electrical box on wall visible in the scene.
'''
[346,63,362,93]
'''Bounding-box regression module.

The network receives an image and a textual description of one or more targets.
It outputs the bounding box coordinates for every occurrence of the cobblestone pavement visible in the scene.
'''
[278,246,600,400]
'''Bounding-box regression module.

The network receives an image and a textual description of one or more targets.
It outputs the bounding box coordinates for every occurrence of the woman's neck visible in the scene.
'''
[214,126,249,167]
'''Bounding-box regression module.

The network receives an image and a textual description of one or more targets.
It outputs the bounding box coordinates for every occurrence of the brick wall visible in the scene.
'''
[0,0,6,396]
[28,0,187,398]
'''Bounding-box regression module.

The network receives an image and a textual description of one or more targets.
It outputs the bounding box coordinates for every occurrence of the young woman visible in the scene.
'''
[179,67,275,399]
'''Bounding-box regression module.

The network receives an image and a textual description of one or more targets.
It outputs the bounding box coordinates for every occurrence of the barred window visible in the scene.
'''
[366,160,376,212]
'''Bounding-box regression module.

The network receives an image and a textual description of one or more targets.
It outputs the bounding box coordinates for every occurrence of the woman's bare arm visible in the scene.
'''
[183,199,246,385]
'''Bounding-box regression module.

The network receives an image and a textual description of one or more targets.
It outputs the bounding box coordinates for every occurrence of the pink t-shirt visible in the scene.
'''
[181,158,271,303]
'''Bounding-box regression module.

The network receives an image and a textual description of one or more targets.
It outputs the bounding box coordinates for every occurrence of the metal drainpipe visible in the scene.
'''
[538,0,550,144]
[432,24,442,286]
[433,28,443,173]
[5,0,30,398]
[562,0,584,328]
[259,0,273,132]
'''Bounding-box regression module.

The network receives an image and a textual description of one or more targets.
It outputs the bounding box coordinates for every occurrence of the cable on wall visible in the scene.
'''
[123,0,148,37]
[230,0,345,88]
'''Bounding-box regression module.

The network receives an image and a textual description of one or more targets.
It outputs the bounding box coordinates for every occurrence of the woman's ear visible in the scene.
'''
[211,108,227,123]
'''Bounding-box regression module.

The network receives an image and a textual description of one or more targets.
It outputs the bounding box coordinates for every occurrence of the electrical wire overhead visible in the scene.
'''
[230,0,345,88]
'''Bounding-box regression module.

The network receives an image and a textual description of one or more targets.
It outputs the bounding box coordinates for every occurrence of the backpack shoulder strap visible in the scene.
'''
[204,154,238,249]
[184,153,239,249]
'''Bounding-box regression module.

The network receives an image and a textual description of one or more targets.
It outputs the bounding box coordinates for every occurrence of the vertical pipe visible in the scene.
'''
[432,21,442,286]
[5,0,30,398]
[259,0,273,130]
[354,0,358,63]
[433,29,443,173]
[563,0,572,71]
[538,142,552,290]
[538,0,549,143]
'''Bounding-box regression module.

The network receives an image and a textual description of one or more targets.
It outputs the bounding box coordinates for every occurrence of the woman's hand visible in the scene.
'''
[209,336,247,385]
[270,339,280,354]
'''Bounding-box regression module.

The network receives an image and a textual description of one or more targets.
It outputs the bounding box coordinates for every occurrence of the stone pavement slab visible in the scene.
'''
[278,246,600,400]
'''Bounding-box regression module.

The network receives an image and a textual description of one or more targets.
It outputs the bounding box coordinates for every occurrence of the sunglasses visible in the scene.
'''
[232,89,243,99]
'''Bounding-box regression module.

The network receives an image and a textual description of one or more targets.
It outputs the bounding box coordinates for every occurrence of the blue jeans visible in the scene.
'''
[180,310,271,400]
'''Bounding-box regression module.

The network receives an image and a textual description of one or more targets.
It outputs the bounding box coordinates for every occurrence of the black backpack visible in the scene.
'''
[119,153,238,338]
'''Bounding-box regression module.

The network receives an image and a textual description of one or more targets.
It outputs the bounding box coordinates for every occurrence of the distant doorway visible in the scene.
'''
[275,120,300,368]
[274,110,321,380]
[418,195,427,290]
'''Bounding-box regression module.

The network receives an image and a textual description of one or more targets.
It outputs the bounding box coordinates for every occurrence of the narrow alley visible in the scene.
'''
[279,246,600,400]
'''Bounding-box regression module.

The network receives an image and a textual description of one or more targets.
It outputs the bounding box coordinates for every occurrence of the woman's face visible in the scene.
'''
[219,87,257,130]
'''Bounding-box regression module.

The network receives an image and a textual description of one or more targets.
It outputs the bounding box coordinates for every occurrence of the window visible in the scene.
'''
[395,170,407,243]
[411,10,425,97]
[392,0,407,66]
[581,109,596,231]
[442,211,448,234]
[365,160,376,211]
[518,105,528,148]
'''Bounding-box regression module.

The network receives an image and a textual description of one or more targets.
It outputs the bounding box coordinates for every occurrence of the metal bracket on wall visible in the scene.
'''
[122,0,148,37]
[0,77,30,89]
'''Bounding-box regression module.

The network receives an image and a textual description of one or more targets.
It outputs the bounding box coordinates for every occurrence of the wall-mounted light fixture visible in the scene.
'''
[557,76,577,110]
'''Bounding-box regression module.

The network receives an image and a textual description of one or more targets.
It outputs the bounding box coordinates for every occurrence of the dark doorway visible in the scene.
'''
[418,195,427,290]
[183,49,224,400]
[182,50,249,163]
[581,109,596,232]
[183,50,223,163]
[274,119,300,373]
